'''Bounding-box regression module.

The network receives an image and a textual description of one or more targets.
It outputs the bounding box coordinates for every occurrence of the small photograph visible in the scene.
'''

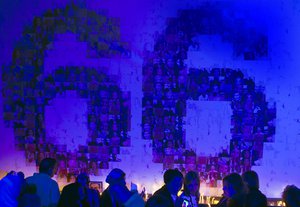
[56,144,67,152]
[143,123,152,140]
[44,86,56,98]
[78,145,88,153]
[230,139,240,152]
[251,149,263,165]
[153,140,163,152]
[218,148,230,157]
[164,145,174,156]
[67,159,78,169]
[109,120,119,132]
[209,157,218,166]
[197,163,207,174]
[44,151,56,159]
[79,88,89,98]
[152,152,164,163]
[25,143,36,152]
[98,151,110,162]
[242,125,253,141]
[121,137,131,147]
[208,165,219,181]
[88,129,98,140]
[33,88,43,97]
[88,145,100,154]
[25,151,36,164]
[253,126,265,142]
[99,145,110,154]
[57,170,68,186]
[89,152,101,160]
[110,134,120,146]
[197,157,208,166]
[54,67,66,82]
[90,181,103,195]
[153,127,164,140]
[142,97,153,109]
[35,128,45,140]
[24,88,34,97]
[242,158,251,173]
[163,155,174,169]
[36,151,45,165]
[109,153,121,162]
[174,154,185,164]
[143,79,154,92]
[88,75,100,91]
[24,128,35,144]
[78,158,88,170]
[77,153,87,160]
[185,163,196,172]
[57,159,67,169]
[109,100,121,115]
[3,112,14,121]
[242,149,252,160]
[24,103,35,114]
[42,143,52,152]
[199,171,208,183]
[65,173,76,184]
[267,103,276,119]
[88,160,99,176]
[153,106,164,117]
[14,128,26,137]
[185,155,196,165]
[68,168,80,177]
[110,146,120,154]
[264,134,274,142]
[218,161,230,175]
[242,113,254,125]
[99,161,109,169]
[99,113,109,123]
[233,162,242,174]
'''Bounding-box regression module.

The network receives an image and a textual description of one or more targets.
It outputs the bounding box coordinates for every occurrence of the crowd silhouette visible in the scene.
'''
[0,158,299,207]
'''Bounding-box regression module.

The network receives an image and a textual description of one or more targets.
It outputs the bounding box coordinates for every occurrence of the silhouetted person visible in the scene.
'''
[26,158,60,207]
[282,185,300,207]
[176,171,200,207]
[149,169,183,207]
[100,168,144,207]
[108,183,145,207]
[19,183,41,207]
[222,173,246,207]
[146,195,172,207]
[242,170,267,207]
[215,195,228,207]
[58,173,100,207]
[100,168,126,207]
[0,171,26,207]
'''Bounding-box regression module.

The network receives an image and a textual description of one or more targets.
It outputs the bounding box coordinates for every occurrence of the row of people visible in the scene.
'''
[0,157,299,207]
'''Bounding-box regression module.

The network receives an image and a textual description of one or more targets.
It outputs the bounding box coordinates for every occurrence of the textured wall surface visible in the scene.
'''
[0,0,300,198]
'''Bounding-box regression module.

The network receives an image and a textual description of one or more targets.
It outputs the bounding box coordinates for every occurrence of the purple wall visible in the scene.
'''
[1,0,300,198]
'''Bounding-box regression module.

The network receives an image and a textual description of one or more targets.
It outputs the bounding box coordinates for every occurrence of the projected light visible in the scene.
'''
[142,8,275,189]
[2,5,131,178]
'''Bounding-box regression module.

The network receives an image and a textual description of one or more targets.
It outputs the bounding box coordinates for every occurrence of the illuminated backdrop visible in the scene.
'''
[0,0,300,198]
